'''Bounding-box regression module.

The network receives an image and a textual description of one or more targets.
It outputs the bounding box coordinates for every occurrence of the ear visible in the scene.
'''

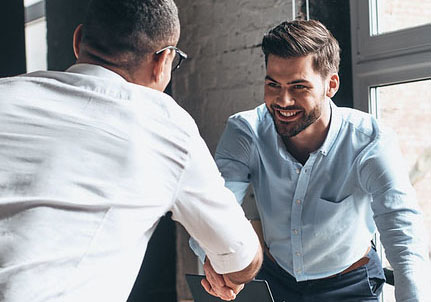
[326,73,340,98]
[73,24,84,59]
[151,49,171,90]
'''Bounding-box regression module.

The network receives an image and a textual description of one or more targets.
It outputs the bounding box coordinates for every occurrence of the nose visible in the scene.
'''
[276,87,295,107]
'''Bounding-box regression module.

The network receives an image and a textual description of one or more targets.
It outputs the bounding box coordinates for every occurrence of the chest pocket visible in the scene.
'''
[312,195,355,228]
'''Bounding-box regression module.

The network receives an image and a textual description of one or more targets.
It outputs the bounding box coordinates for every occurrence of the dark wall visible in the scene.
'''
[302,0,354,108]
[46,0,88,70]
[0,0,26,77]
[45,1,177,301]
[128,214,177,302]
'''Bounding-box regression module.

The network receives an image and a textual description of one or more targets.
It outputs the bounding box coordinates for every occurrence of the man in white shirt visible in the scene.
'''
[0,0,262,301]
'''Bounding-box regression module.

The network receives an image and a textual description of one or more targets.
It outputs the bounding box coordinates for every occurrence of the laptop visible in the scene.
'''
[185,274,275,302]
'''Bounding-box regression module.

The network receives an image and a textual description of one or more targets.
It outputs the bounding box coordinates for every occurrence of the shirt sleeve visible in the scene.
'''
[188,116,257,262]
[358,128,431,302]
[215,117,255,204]
[170,126,259,274]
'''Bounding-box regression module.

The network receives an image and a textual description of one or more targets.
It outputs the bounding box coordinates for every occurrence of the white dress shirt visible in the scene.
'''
[0,64,259,302]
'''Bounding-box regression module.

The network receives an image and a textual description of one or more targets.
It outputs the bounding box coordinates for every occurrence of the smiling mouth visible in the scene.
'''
[275,109,302,121]
[279,111,299,117]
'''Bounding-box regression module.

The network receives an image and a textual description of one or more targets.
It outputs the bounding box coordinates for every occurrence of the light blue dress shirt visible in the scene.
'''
[191,101,430,301]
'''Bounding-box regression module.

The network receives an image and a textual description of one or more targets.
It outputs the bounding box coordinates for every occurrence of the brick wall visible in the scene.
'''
[172,1,295,300]
[173,0,295,153]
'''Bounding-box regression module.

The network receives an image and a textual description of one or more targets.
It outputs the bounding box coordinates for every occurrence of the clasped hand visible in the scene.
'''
[201,257,245,301]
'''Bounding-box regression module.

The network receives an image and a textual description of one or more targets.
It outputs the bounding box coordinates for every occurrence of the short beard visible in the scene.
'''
[269,104,321,138]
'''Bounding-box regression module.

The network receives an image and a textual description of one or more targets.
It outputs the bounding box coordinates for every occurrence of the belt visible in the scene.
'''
[264,246,371,279]
[326,248,370,278]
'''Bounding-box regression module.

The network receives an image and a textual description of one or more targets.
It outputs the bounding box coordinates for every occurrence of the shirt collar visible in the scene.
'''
[267,102,342,160]
[66,63,128,83]
[318,100,342,156]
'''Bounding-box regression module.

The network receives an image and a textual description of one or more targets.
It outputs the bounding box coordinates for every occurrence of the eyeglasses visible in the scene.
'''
[155,46,188,71]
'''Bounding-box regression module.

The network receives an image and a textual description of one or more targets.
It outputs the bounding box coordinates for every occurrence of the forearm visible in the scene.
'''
[360,136,431,300]
[376,211,430,301]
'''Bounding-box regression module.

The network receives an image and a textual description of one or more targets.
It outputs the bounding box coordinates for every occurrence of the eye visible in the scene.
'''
[293,84,307,89]
[266,82,280,88]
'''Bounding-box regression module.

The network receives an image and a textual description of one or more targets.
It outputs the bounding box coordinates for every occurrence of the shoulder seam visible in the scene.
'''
[228,116,258,171]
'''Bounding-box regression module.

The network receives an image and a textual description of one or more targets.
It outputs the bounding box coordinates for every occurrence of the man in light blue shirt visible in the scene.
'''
[192,20,430,301]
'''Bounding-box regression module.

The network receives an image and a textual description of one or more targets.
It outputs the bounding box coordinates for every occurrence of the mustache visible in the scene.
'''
[271,104,303,111]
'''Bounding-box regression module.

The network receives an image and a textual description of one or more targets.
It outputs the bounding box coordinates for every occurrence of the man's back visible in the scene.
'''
[0,64,194,301]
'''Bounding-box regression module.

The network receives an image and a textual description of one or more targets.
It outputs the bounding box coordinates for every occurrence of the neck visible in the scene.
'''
[283,101,332,164]
[76,56,131,80]
[76,48,153,87]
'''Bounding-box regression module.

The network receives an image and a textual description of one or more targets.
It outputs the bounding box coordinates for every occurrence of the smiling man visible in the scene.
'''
[192,20,430,302]
[263,54,334,165]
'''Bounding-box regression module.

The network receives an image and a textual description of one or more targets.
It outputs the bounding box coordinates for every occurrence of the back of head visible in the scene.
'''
[81,0,179,69]
[262,20,340,78]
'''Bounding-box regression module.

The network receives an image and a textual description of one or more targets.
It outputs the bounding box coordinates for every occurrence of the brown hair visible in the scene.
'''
[262,20,340,77]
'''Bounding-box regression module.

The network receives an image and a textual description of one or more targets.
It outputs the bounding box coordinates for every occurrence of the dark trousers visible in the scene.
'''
[256,248,386,302]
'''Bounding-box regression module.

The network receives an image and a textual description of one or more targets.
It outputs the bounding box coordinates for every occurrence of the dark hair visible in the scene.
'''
[262,20,340,77]
[81,0,179,67]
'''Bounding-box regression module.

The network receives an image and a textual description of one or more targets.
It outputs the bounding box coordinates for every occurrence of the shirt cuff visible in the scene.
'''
[189,236,207,264]
[205,227,260,274]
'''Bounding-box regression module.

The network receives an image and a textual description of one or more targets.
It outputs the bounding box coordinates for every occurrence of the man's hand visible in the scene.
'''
[200,238,263,300]
[201,257,244,301]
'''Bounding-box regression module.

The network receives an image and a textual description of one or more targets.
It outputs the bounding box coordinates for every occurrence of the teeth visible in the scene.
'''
[279,111,297,117]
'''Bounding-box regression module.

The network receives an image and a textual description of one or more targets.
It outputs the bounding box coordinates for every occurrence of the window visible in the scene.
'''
[372,80,431,300]
[350,1,431,301]
[370,0,431,35]
[24,0,47,72]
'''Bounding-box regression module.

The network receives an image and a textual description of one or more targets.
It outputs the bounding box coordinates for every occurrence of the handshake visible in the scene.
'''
[201,249,263,301]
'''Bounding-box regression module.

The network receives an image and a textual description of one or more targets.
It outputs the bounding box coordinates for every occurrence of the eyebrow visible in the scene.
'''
[265,75,310,85]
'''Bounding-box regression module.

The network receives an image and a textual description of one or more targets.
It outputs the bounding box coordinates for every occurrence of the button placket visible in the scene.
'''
[290,154,317,280]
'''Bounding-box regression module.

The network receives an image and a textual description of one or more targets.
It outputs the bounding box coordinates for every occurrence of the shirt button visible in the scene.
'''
[296,252,301,256]
[296,269,302,273]
[296,168,300,174]
[293,229,299,234]
[296,199,301,205]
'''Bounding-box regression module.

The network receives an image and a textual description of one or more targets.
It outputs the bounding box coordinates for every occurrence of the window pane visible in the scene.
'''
[370,0,431,35]
[24,0,47,72]
[373,79,431,301]
[24,0,42,6]
[25,18,47,72]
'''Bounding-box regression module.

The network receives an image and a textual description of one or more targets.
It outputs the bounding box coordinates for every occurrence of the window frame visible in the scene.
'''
[350,0,431,300]
[350,0,431,113]
[24,0,45,23]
